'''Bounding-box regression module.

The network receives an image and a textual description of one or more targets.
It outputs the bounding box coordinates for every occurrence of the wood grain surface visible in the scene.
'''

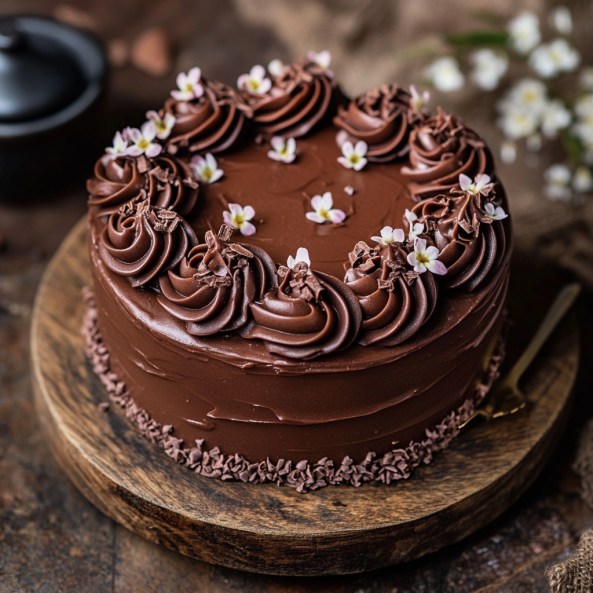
[30,218,579,577]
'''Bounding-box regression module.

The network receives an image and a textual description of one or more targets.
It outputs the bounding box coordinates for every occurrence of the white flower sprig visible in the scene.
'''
[126,122,162,158]
[190,153,224,184]
[223,204,257,236]
[305,192,346,224]
[404,209,425,241]
[267,136,297,163]
[371,226,405,246]
[407,238,447,275]
[338,140,368,171]
[287,247,311,270]
[470,49,508,91]
[529,38,580,79]
[237,65,272,95]
[171,67,203,101]
[146,111,176,140]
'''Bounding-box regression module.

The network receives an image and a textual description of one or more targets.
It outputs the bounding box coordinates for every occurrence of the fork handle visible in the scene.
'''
[504,283,581,387]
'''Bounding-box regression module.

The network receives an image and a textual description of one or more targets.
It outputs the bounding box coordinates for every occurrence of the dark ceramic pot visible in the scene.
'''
[0,15,108,199]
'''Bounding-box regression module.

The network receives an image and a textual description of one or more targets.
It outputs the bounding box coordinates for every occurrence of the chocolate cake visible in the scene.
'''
[85,52,511,492]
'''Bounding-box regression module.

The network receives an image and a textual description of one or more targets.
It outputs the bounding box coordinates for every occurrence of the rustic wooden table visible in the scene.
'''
[2,1,593,591]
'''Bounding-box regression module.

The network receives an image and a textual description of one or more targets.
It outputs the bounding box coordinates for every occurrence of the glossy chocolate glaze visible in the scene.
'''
[88,115,511,462]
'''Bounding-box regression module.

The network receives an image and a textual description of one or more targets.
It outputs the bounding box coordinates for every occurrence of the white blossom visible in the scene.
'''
[508,12,541,54]
[544,164,572,200]
[406,238,447,275]
[500,140,517,164]
[529,38,580,79]
[404,209,424,241]
[371,226,405,246]
[287,247,311,270]
[409,85,430,114]
[126,122,162,158]
[223,203,256,236]
[470,49,508,91]
[483,202,508,220]
[502,79,548,116]
[579,67,593,90]
[337,140,368,171]
[146,110,176,140]
[267,58,285,77]
[425,57,464,92]
[459,173,493,196]
[267,136,297,163]
[237,65,272,95]
[307,50,331,69]
[190,153,224,184]
[498,105,539,139]
[575,94,593,119]
[550,6,573,35]
[171,67,203,101]
[541,99,571,138]
[305,192,346,224]
[573,166,593,193]
[106,130,128,160]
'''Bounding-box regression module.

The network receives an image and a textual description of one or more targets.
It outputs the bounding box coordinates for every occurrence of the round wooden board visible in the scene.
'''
[32,218,579,577]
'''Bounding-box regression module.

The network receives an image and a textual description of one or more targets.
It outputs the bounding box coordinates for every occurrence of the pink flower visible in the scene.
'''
[407,238,447,275]
[237,65,272,95]
[125,122,162,158]
[223,203,256,236]
[171,67,204,101]
[305,192,346,224]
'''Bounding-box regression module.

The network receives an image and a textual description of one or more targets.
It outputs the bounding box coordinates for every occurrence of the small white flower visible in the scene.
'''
[573,166,593,193]
[337,140,368,171]
[500,140,517,164]
[424,57,464,92]
[268,58,285,77]
[573,119,593,146]
[287,247,311,270]
[171,67,203,101]
[529,38,580,79]
[483,202,508,220]
[190,153,224,184]
[406,238,447,275]
[470,49,508,91]
[508,11,541,54]
[106,130,128,160]
[237,65,272,95]
[305,192,346,224]
[544,164,572,200]
[223,203,256,236]
[579,67,593,90]
[126,122,162,158]
[550,6,573,35]
[371,226,405,246]
[459,173,493,196]
[541,99,571,138]
[409,85,430,114]
[497,105,539,140]
[404,209,425,241]
[267,136,297,163]
[146,110,176,140]
[575,94,593,119]
[502,79,548,116]
[307,50,331,69]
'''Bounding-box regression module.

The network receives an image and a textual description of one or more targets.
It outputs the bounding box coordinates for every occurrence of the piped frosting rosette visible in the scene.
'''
[240,57,342,139]
[98,201,197,288]
[241,257,362,360]
[87,154,199,218]
[402,108,494,200]
[164,78,252,155]
[157,225,277,336]
[411,181,509,292]
[334,84,424,163]
[344,240,438,346]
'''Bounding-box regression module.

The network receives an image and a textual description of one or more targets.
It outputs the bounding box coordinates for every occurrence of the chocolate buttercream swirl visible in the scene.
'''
[411,190,508,291]
[344,241,438,346]
[243,58,343,139]
[157,225,277,336]
[334,84,423,163]
[402,108,494,200]
[164,78,252,155]
[87,155,199,218]
[241,262,362,360]
[98,201,197,288]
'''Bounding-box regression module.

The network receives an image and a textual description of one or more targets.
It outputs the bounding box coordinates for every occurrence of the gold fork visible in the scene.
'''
[459,282,581,430]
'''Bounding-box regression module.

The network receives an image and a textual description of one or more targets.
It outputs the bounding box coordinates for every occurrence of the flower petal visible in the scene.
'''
[328,209,346,223]
[306,212,326,224]
[352,157,367,171]
[240,221,256,236]
[354,140,368,156]
[425,245,440,259]
[337,156,351,169]
[296,247,310,266]
[393,228,405,242]
[342,141,354,157]
[427,260,448,275]
[228,203,242,215]
[286,138,296,153]
[258,78,272,94]
[145,143,162,158]
[188,67,202,83]
[242,205,255,220]
[415,237,427,253]
[459,173,472,191]
[251,64,266,79]
[406,252,417,267]
[311,195,323,210]
[270,136,284,151]
[209,169,224,183]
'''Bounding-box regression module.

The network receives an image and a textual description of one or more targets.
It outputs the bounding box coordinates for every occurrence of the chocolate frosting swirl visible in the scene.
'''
[98,201,197,288]
[344,241,438,346]
[164,78,252,154]
[402,109,494,200]
[157,225,277,336]
[87,155,199,218]
[412,190,508,291]
[243,58,343,139]
[334,84,423,163]
[242,262,362,360]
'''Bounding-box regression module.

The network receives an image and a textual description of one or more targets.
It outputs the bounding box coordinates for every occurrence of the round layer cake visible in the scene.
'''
[85,53,511,491]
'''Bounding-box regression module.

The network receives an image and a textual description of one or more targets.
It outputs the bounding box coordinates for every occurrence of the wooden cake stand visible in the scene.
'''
[31,218,579,577]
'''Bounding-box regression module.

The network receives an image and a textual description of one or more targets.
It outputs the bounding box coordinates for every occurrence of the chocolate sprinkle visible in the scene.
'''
[83,288,506,493]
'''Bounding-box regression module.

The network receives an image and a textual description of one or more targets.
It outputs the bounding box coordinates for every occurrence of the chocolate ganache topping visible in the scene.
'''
[411,187,508,292]
[98,201,197,288]
[344,240,438,346]
[242,58,343,139]
[164,78,252,155]
[158,225,277,336]
[402,108,494,200]
[334,84,424,163]
[87,155,199,218]
[242,261,362,359]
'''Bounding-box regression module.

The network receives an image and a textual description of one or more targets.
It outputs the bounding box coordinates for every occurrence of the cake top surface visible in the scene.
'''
[87,51,511,362]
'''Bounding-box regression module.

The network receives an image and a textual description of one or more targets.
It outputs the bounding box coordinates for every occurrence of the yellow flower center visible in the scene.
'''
[232,213,245,226]
[137,138,149,150]
[349,154,360,164]
[319,208,330,220]
[248,79,260,91]
[184,82,194,92]
[202,166,212,181]
[416,252,429,265]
